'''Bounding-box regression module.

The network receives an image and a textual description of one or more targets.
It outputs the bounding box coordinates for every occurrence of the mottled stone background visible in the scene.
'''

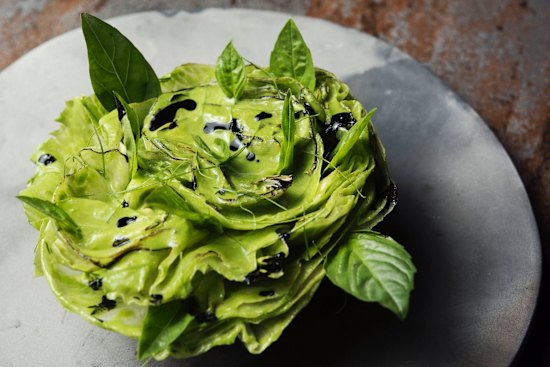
[0,0,548,364]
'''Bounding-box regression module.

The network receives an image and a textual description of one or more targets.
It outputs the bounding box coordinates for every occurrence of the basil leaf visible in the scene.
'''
[277,90,295,174]
[325,230,415,319]
[113,93,138,181]
[17,196,82,239]
[138,301,194,360]
[215,41,247,100]
[326,108,377,172]
[269,19,315,91]
[81,13,160,111]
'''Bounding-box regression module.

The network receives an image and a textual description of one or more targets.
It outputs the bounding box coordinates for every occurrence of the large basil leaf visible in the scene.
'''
[138,301,194,360]
[81,13,160,111]
[17,196,82,239]
[269,19,315,91]
[325,230,415,319]
[215,41,247,100]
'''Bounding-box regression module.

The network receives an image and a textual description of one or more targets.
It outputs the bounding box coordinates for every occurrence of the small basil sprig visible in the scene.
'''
[277,90,295,174]
[16,196,82,239]
[325,108,377,172]
[325,231,416,319]
[113,93,138,181]
[81,13,160,111]
[269,19,316,91]
[215,41,247,100]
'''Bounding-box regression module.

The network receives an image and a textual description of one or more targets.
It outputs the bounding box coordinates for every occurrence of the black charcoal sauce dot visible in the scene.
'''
[112,237,130,247]
[114,96,126,122]
[38,154,56,165]
[203,118,241,134]
[255,112,272,121]
[230,138,244,151]
[246,152,256,161]
[89,296,116,315]
[122,200,129,208]
[304,103,315,116]
[261,261,283,274]
[150,294,163,305]
[149,99,197,131]
[101,296,116,310]
[88,278,103,291]
[278,232,290,241]
[203,122,230,133]
[320,112,356,160]
[327,112,355,132]
[243,271,261,285]
[117,216,137,228]
[259,290,275,297]
[230,118,240,132]
[196,310,217,323]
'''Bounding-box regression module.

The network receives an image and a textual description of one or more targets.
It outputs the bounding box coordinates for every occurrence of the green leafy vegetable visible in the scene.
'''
[17,196,82,239]
[19,15,414,363]
[215,41,247,100]
[269,19,315,90]
[277,89,295,174]
[81,13,160,111]
[325,231,416,319]
[138,301,194,360]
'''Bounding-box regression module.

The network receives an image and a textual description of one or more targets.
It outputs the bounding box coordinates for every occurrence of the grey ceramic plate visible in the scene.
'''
[0,9,540,367]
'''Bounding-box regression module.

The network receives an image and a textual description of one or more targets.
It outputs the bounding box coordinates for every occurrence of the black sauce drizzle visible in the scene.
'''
[38,154,56,165]
[259,290,275,297]
[229,138,244,151]
[89,296,116,315]
[195,310,217,323]
[150,294,163,305]
[254,112,272,121]
[114,95,126,122]
[304,103,315,116]
[321,112,356,159]
[243,252,286,285]
[112,237,130,247]
[88,278,103,291]
[203,118,240,134]
[149,99,197,131]
[117,216,137,228]
[204,118,256,159]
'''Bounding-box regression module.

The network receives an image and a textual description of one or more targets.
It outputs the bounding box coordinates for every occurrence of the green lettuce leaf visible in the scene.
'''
[19,15,415,362]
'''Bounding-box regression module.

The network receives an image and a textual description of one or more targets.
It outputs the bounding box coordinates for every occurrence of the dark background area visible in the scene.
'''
[1,0,548,365]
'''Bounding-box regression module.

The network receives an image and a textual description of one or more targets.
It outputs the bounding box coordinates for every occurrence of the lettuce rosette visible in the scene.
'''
[18,14,415,361]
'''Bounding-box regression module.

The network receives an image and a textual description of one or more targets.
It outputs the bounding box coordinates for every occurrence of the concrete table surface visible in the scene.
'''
[0,0,548,365]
